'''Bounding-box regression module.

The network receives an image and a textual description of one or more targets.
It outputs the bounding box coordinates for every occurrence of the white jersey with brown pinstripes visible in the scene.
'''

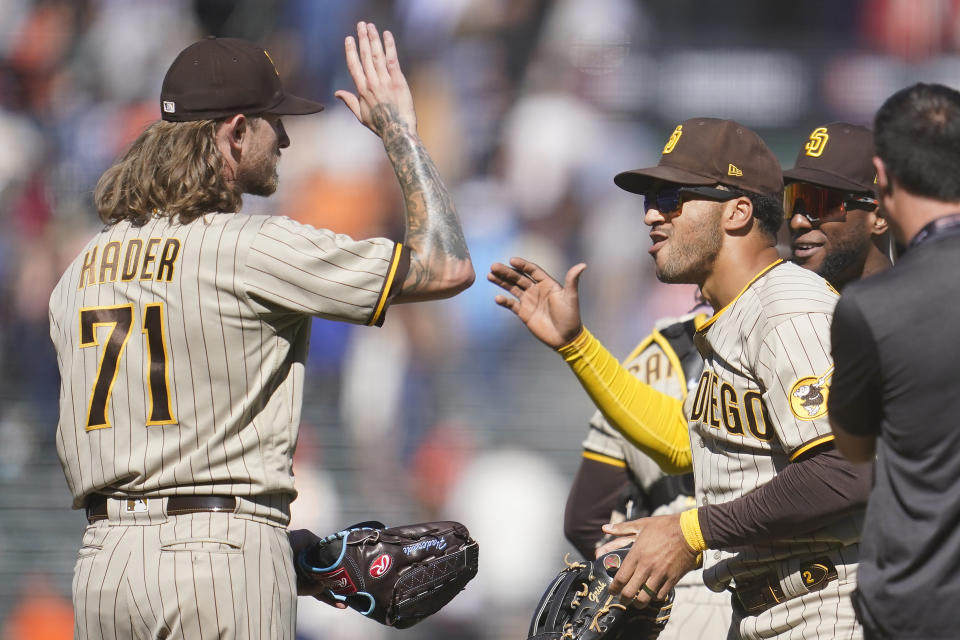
[685,260,862,639]
[49,213,406,510]
[581,311,732,640]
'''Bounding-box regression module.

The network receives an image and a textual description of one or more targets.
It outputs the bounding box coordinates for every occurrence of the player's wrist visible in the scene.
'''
[379,118,417,144]
[679,508,708,553]
[556,324,589,354]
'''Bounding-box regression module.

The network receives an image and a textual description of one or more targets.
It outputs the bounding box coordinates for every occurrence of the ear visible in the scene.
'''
[216,114,249,156]
[723,195,754,233]
[215,114,248,177]
[872,156,891,197]
[869,210,888,237]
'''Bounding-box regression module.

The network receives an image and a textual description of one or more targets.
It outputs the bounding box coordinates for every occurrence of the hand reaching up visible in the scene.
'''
[488,257,587,349]
[335,21,416,137]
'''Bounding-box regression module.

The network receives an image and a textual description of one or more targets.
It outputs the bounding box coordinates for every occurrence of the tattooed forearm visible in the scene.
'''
[376,105,471,294]
[369,103,402,138]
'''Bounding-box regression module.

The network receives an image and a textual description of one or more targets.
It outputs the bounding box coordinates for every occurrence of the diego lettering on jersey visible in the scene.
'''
[689,370,773,441]
[78,238,181,289]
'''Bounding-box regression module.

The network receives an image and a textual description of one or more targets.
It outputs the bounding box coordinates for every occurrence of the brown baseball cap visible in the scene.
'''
[614,118,783,197]
[783,123,876,194]
[160,36,324,122]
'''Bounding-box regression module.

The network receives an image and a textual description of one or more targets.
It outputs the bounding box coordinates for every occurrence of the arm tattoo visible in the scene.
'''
[376,105,470,294]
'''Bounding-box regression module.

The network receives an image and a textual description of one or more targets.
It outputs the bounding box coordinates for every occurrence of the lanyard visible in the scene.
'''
[907,212,960,250]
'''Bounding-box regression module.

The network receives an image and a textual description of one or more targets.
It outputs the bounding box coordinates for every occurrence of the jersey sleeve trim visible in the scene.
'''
[620,333,656,364]
[582,450,628,468]
[698,259,783,331]
[789,434,835,461]
[366,242,407,327]
[650,330,691,401]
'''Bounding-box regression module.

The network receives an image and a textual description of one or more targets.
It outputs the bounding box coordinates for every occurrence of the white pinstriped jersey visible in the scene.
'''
[50,213,407,509]
[582,312,733,640]
[582,312,701,490]
[684,260,862,591]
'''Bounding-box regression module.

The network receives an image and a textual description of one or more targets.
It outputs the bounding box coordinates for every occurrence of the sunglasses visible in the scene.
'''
[643,186,745,214]
[784,182,878,225]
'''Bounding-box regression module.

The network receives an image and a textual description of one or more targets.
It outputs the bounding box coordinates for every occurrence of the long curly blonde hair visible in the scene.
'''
[94,119,241,226]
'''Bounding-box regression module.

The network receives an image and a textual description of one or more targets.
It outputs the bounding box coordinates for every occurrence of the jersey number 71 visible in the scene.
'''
[78,303,176,430]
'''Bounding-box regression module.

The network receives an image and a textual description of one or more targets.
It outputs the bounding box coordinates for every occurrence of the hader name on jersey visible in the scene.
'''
[77,237,182,288]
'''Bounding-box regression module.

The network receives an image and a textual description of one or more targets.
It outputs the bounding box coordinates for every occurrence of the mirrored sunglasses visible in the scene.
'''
[784,182,877,225]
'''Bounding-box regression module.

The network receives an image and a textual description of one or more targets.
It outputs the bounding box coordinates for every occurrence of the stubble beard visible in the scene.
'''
[655,222,722,285]
[237,148,280,197]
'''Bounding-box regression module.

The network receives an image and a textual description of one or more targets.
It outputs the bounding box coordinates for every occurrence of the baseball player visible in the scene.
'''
[564,306,734,640]
[49,23,473,640]
[561,120,889,639]
[785,122,891,289]
[491,118,871,639]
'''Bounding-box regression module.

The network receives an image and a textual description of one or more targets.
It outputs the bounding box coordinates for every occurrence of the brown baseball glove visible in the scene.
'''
[527,547,674,640]
[295,520,479,628]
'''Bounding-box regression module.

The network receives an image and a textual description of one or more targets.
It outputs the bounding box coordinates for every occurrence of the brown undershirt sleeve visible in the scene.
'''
[564,456,630,560]
[697,447,872,548]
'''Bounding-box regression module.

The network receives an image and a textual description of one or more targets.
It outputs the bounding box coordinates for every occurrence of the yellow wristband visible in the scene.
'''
[680,508,708,552]
[556,325,589,355]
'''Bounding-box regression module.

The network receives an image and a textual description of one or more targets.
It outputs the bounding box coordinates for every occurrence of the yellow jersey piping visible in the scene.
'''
[698,260,783,331]
[790,434,835,461]
[582,450,628,468]
[367,242,403,326]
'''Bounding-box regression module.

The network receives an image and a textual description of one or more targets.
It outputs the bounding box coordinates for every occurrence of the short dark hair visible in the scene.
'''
[874,83,960,201]
[712,184,782,240]
[744,190,783,240]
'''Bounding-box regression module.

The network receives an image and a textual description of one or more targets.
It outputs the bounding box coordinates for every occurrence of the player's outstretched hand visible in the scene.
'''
[488,257,586,349]
[335,21,416,137]
[595,514,700,608]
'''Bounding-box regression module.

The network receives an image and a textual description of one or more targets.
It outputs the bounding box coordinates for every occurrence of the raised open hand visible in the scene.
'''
[335,21,416,136]
[488,257,587,349]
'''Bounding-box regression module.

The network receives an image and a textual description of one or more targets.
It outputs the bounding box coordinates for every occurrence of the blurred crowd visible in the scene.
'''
[1,0,959,638]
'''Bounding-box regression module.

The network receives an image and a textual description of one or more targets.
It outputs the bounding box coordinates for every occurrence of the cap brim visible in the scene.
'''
[268,93,325,116]
[782,166,871,193]
[614,165,717,194]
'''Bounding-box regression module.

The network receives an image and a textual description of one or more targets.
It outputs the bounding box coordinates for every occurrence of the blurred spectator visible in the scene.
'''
[0,113,41,196]
[443,448,570,640]
[409,419,476,519]
[278,107,397,237]
[0,404,36,480]
[860,0,958,61]
[1,572,73,640]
